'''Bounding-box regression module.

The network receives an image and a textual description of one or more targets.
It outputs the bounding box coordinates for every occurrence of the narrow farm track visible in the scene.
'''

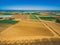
[35,15,59,36]
[43,21,60,36]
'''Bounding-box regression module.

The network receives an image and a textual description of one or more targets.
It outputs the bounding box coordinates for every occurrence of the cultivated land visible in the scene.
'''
[0,12,60,41]
[43,20,60,35]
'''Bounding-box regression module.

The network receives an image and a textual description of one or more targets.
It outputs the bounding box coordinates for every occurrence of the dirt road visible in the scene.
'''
[43,21,60,36]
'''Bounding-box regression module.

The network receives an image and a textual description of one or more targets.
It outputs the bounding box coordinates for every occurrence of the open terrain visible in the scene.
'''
[0,12,60,45]
[0,14,56,40]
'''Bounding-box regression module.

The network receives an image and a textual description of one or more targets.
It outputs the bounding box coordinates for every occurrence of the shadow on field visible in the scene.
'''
[0,23,13,32]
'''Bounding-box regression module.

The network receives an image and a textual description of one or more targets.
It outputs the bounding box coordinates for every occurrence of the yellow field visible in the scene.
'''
[0,14,56,41]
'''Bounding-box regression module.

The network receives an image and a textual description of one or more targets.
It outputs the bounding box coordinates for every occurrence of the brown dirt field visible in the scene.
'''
[1,20,54,37]
[40,12,51,16]
[0,15,54,40]
[0,23,12,32]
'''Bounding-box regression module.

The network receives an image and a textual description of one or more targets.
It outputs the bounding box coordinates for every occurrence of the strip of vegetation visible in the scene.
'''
[32,13,40,15]
[40,17,56,21]
[0,20,19,24]
[30,15,38,19]
[2,13,12,15]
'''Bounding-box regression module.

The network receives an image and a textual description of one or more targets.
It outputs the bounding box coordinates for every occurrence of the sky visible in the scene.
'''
[0,0,60,10]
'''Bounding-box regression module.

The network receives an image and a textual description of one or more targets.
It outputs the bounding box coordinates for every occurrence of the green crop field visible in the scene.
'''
[32,13,40,15]
[40,17,56,21]
[0,20,19,24]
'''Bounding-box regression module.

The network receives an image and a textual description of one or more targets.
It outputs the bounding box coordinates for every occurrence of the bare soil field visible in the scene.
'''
[0,14,55,41]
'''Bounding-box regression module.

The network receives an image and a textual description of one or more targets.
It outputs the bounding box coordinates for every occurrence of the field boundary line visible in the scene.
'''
[36,15,59,36]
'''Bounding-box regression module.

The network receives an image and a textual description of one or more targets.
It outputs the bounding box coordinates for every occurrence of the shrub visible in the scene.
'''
[56,19,60,23]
